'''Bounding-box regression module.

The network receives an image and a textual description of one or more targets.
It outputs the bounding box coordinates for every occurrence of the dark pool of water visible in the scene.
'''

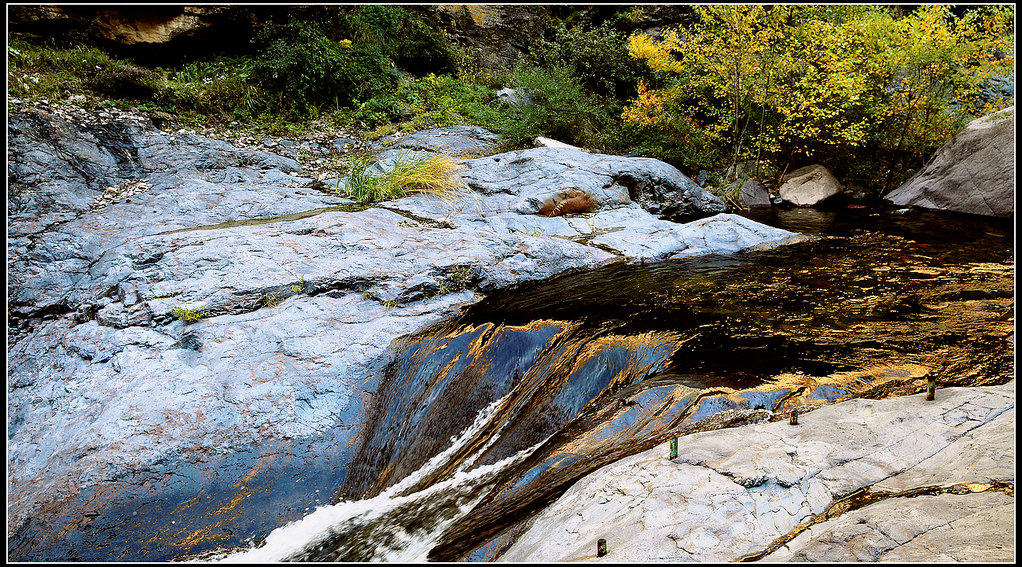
[457,208,1012,388]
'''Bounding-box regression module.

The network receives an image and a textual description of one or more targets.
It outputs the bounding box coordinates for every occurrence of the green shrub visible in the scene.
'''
[533,22,646,99]
[397,73,503,129]
[348,94,405,128]
[499,64,627,152]
[86,63,160,98]
[392,17,458,76]
[251,20,394,117]
[341,6,458,76]
[159,70,262,121]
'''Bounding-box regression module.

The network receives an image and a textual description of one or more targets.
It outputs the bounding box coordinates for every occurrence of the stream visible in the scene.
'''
[207,207,1014,562]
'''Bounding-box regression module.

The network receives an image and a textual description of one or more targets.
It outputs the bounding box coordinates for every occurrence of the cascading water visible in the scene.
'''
[216,398,548,562]
[209,320,689,562]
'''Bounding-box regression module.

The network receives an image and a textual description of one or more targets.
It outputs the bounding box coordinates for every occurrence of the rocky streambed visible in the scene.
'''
[7,100,804,561]
[6,100,1014,562]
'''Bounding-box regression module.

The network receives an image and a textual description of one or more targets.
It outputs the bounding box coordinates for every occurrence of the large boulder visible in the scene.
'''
[739,179,772,208]
[777,164,842,207]
[885,107,1014,218]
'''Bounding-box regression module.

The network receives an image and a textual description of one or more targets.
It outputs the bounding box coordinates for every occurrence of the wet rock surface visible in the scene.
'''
[431,211,1014,562]
[6,100,795,560]
[886,106,1014,218]
[499,381,1015,562]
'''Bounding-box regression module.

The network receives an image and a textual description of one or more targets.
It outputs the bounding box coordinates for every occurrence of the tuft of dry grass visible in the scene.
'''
[343,151,467,204]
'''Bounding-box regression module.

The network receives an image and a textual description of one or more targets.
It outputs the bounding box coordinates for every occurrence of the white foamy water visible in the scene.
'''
[216,395,541,562]
[387,394,509,496]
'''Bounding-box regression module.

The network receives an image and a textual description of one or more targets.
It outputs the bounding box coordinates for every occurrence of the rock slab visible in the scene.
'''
[7,102,802,560]
[500,381,1014,562]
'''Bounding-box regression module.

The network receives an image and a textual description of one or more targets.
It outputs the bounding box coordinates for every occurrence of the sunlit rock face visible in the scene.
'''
[778,164,843,207]
[886,106,1014,218]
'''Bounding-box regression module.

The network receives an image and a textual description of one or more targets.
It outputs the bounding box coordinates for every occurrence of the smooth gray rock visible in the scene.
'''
[331,137,359,152]
[740,179,772,208]
[7,105,300,219]
[764,491,1014,562]
[500,381,1014,562]
[885,107,1014,218]
[375,125,501,157]
[778,164,842,207]
[387,155,801,263]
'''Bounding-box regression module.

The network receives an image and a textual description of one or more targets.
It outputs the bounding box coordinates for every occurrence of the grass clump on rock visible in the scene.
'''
[170,305,206,323]
[342,152,466,204]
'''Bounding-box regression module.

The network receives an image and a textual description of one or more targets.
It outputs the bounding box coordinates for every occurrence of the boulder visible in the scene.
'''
[885,107,1014,218]
[778,164,842,207]
[739,179,771,208]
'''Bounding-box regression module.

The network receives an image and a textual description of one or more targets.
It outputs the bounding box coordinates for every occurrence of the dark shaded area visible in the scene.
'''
[7,434,360,562]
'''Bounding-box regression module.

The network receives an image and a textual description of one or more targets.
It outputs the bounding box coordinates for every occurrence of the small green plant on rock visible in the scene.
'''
[291,275,306,294]
[260,292,281,308]
[171,305,206,323]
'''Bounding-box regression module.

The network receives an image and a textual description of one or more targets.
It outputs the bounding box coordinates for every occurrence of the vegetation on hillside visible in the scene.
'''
[6,4,1014,197]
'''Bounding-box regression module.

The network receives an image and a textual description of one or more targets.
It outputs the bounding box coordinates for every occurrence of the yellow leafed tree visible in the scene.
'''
[623,5,1014,193]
